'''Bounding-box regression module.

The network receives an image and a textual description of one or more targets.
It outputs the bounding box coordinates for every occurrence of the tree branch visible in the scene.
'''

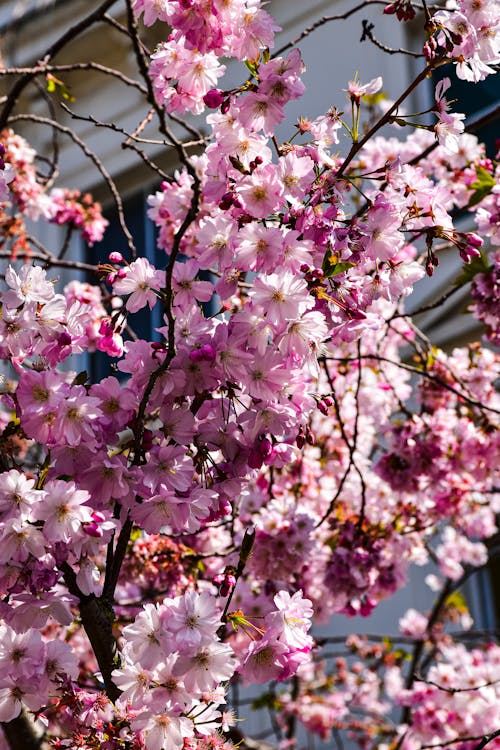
[0,0,119,131]
[2,711,48,750]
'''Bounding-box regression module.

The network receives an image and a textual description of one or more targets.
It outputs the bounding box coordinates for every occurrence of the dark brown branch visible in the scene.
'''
[2,711,48,750]
[8,113,137,260]
[391,282,463,318]
[415,673,500,694]
[336,58,443,180]
[61,562,121,703]
[32,79,59,188]
[274,1,393,58]
[360,19,423,57]
[315,357,368,527]
[103,516,134,600]
[420,730,500,750]
[0,0,119,131]
[0,248,98,273]
[167,111,207,141]
[60,104,172,182]
[0,62,147,94]
[323,355,500,416]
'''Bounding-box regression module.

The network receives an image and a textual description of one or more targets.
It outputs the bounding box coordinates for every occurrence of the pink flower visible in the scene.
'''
[346,76,383,104]
[435,111,466,154]
[399,608,429,638]
[113,257,164,313]
[236,165,284,218]
[240,639,290,684]
[3,264,55,309]
[173,641,235,693]
[121,603,167,670]
[32,480,92,543]
[265,590,314,651]
[0,469,40,521]
[131,709,194,750]
[250,272,314,328]
[51,386,103,447]
[172,260,214,308]
[168,591,222,650]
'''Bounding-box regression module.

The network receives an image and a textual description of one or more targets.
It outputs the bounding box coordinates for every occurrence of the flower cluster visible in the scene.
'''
[0,0,499,748]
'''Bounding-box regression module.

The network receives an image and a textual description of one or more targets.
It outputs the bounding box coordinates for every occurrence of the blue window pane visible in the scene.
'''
[433,65,499,156]
[87,189,161,381]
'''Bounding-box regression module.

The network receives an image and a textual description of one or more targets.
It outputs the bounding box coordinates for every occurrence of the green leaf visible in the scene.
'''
[364,91,387,107]
[445,591,468,613]
[244,59,259,77]
[46,73,76,103]
[452,250,489,287]
[322,249,356,278]
[467,166,496,208]
[251,692,282,711]
[393,649,411,661]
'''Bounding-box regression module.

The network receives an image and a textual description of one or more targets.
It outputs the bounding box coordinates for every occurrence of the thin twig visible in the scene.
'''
[360,19,423,57]
[8,113,137,260]
[0,0,118,130]
[322,355,500,416]
[274,1,395,58]
[0,62,147,93]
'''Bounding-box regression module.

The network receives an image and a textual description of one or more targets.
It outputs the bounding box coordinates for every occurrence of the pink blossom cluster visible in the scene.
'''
[393,643,500,749]
[429,0,500,81]
[471,249,500,345]
[0,0,499,748]
[1,129,108,246]
[0,265,107,365]
[113,589,312,748]
[0,624,78,722]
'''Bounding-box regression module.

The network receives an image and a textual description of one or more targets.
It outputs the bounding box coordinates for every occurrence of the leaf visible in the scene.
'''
[466,166,496,208]
[393,648,411,661]
[444,591,468,613]
[72,370,89,387]
[251,692,282,711]
[244,59,259,77]
[46,73,76,103]
[364,91,387,107]
[322,249,355,278]
[452,250,489,286]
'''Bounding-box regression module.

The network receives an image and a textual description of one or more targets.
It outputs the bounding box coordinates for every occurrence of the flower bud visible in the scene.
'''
[203,88,225,109]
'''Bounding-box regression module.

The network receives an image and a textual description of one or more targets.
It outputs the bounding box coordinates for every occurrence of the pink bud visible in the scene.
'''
[108,251,123,263]
[57,331,72,346]
[99,319,113,336]
[142,429,153,451]
[467,233,483,249]
[258,437,273,458]
[200,343,216,361]
[203,89,225,109]
[248,447,263,470]
[83,523,103,538]
[189,349,203,362]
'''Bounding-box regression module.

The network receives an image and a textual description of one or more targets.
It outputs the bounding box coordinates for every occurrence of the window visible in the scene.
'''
[87,187,162,381]
[433,65,500,156]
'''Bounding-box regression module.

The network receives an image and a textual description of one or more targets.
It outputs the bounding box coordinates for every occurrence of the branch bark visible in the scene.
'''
[2,711,48,750]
